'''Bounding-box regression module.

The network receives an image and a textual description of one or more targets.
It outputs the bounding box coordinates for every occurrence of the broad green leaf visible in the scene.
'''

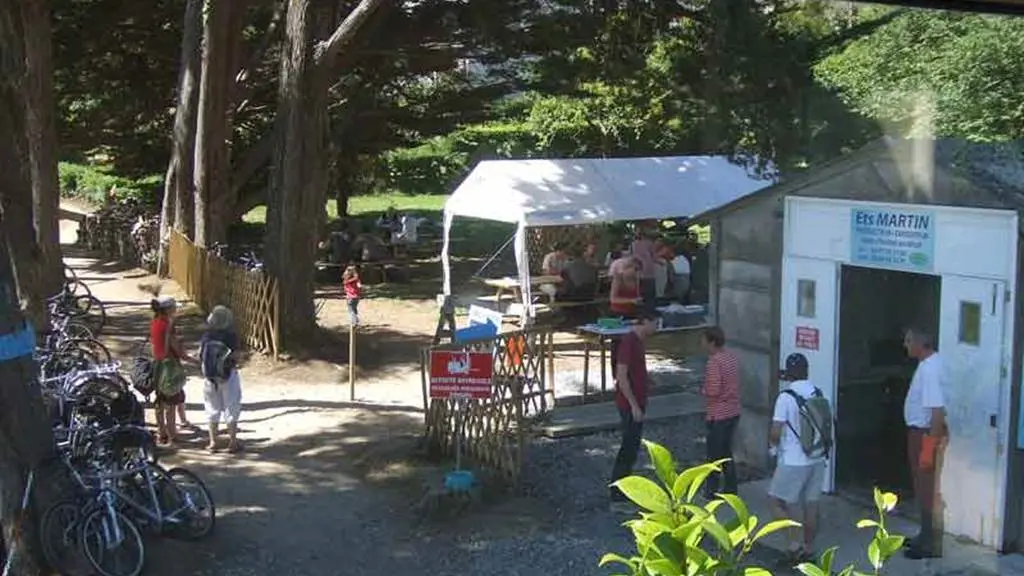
[752,519,800,543]
[881,491,899,512]
[796,563,827,576]
[856,519,880,529]
[645,557,684,576]
[652,532,687,566]
[684,544,711,566]
[744,568,772,576]
[879,534,905,557]
[701,517,733,551]
[867,539,882,569]
[644,440,679,490]
[818,546,838,574]
[719,493,751,527]
[671,462,720,503]
[642,511,679,529]
[599,553,635,569]
[614,476,673,514]
[873,487,885,513]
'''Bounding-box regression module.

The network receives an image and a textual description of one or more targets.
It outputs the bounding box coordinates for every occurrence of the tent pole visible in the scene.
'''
[441,210,455,295]
[514,221,533,325]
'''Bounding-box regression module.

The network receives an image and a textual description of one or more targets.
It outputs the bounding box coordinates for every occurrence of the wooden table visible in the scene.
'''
[577,323,709,402]
[482,275,563,304]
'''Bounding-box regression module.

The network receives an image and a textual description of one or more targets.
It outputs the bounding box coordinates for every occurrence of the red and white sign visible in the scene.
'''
[795,326,819,351]
[429,351,494,399]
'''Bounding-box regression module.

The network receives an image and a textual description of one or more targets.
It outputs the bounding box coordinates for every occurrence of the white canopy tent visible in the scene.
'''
[440,155,775,319]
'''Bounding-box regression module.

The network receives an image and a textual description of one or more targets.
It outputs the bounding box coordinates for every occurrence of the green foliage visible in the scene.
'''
[816,10,1024,141]
[58,162,161,206]
[604,440,903,576]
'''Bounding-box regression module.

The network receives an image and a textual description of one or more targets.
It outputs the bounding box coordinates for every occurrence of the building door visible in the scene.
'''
[780,256,839,492]
[938,275,1008,548]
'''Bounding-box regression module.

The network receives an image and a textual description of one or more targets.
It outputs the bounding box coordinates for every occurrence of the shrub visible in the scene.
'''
[602,440,905,576]
[58,162,161,207]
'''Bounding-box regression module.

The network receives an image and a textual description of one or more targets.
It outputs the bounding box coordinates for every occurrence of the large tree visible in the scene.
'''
[266,0,389,343]
[0,1,63,573]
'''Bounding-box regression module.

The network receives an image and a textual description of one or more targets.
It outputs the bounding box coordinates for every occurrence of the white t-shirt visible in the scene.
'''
[772,380,826,466]
[904,353,946,428]
[672,255,691,276]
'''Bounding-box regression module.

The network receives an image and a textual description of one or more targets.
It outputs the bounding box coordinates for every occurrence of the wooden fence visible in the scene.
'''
[167,232,280,357]
[421,328,555,484]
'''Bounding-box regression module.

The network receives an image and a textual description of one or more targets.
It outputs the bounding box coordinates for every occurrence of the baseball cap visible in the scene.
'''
[781,352,809,380]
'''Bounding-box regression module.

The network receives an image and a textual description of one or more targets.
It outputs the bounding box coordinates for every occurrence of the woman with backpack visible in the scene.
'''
[200,305,243,453]
[150,296,191,446]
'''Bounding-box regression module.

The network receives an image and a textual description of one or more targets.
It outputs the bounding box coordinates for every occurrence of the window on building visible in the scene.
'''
[959,301,981,346]
[797,279,815,318]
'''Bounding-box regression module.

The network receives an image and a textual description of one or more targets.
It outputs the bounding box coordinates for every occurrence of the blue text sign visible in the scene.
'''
[850,208,935,272]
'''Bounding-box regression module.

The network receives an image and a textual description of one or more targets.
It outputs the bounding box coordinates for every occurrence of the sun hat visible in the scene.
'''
[206,305,234,331]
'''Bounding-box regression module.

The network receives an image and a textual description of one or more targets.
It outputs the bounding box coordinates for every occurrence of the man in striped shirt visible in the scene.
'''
[702,326,741,498]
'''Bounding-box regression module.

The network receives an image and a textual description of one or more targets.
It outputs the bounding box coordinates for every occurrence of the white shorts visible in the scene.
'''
[203,370,242,425]
[769,461,826,505]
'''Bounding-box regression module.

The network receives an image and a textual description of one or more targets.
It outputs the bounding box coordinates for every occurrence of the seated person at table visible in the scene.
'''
[540,243,570,301]
[609,257,641,317]
[561,246,599,301]
[582,242,600,267]
[354,233,388,263]
[605,241,628,267]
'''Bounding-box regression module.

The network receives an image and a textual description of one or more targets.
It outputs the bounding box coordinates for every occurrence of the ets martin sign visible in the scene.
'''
[850,207,935,273]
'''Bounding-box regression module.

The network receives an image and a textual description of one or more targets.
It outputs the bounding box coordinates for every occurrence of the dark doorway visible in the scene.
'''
[835,265,941,501]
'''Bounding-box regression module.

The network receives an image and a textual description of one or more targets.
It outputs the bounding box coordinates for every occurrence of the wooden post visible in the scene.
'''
[348,324,356,401]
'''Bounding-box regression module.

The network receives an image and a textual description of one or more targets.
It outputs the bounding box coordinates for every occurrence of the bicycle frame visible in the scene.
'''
[88,461,196,532]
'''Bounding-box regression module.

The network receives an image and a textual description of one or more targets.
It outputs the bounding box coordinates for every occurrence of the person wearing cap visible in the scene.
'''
[768,353,828,564]
[200,305,244,453]
[701,326,741,497]
[902,327,946,560]
[149,296,193,445]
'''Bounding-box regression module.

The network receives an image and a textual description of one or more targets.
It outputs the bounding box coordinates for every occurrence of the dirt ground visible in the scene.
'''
[58,215,737,576]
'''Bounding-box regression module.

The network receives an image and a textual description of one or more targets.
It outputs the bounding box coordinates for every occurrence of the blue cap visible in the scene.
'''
[782,353,809,380]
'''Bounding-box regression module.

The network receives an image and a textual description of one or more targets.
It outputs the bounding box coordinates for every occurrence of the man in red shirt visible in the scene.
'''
[702,326,741,498]
[610,316,659,510]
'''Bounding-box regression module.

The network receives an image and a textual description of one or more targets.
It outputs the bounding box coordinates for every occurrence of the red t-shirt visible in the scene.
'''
[343,277,361,300]
[614,331,649,412]
[150,316,174,361]
[703,349,741,421]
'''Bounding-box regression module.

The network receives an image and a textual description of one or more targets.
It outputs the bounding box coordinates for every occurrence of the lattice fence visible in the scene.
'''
[168,232,280,357]
[422,328,555,483]
[528,226,607,272]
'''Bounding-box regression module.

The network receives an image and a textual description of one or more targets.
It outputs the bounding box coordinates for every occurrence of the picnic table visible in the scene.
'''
[577,321,708,402]
[481,275,563,304]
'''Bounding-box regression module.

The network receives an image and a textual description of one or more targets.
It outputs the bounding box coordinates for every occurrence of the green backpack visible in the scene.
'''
[782,388,834,459]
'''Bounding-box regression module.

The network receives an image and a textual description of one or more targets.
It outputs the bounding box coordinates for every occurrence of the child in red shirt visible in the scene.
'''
[342,264,362,325]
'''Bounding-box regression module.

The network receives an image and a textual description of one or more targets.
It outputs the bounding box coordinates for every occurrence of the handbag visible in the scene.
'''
[156,357,187,397]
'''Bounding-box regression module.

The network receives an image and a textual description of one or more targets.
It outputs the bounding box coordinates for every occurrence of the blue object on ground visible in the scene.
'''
[454,323,498,343]
[444,470,477,493]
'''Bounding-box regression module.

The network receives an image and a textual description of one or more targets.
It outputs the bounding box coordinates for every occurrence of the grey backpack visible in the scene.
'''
[782,388,834,459]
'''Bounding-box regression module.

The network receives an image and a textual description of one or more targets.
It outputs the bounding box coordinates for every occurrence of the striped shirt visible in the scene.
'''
[703,349,741,421]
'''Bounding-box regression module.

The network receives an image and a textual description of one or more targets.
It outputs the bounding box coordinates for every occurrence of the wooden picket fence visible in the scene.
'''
[421,328,555,484]
[167,232,280,357]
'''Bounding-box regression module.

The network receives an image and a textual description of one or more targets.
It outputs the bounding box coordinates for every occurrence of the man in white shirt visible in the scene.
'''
[672,249,691,303]
[768,353,828,563]
[902,327,947,560]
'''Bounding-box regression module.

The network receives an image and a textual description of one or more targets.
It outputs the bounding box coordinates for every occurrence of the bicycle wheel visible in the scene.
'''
[78,508,145,576]
[73,295,106,334]
[159,467,216,540]
[66,321,95,341]
[41,500,92,576]
[64,264,78,284]
[66,337,112,364]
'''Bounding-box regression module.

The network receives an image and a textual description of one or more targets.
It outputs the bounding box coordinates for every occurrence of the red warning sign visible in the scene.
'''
[795,326,819,351]
[429,351,494,399]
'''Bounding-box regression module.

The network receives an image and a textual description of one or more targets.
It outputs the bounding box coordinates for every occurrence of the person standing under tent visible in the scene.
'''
[701,326,741,498]
[902,327,947,560]
[609,316,658,513]
[631,228,658,314]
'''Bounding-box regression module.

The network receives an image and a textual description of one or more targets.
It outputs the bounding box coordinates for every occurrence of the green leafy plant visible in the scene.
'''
[601,440,904,576]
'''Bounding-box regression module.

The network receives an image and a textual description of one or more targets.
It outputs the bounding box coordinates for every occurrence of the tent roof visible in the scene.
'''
[445,156,776,227]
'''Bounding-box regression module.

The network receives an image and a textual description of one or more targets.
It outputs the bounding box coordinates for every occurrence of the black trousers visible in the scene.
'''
[705,416,739,496]
[610,408,644,501]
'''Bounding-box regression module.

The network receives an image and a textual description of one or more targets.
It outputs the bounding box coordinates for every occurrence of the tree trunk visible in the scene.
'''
[266,0,386,344]
[0,5,61,574]
[193,0,242,248]
[20,0,62,301]
[160,0,203,253]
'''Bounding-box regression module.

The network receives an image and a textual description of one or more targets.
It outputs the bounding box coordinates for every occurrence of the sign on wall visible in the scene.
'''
[429,351,494,399]
[795,326,819,351]
[850,208,935,272]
